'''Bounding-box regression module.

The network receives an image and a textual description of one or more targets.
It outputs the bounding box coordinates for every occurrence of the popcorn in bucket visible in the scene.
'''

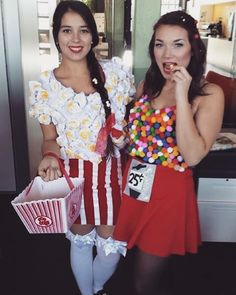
[11,153,84,234]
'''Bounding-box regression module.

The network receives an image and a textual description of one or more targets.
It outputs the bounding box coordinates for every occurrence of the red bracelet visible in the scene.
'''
[43,152,60,159]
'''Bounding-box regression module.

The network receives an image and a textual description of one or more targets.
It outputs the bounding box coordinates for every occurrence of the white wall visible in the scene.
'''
[206,38,235,74]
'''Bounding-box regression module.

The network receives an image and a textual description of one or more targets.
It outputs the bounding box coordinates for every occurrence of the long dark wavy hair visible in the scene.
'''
[143,10,207,103]
[52,0,114,156]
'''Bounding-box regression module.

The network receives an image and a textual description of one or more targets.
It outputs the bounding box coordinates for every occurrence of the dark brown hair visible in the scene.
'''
[52,0,114,156]
[144,10,207,102]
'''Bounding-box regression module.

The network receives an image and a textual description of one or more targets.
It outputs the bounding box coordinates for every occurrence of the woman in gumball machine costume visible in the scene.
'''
[113,10,224,295]
[28,1,135,295]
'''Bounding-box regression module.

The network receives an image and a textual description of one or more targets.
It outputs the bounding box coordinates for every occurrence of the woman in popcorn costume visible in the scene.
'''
[113,11,224,295]
[29,1,135,295]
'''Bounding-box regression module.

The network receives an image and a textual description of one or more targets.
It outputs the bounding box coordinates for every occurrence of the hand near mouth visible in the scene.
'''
[170,65,192,102]
[163,62,177,73]
[169,63,182,73]
[169,63,177,71]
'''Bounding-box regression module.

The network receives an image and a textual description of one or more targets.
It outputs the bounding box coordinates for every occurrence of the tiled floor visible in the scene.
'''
[1,196,236,295]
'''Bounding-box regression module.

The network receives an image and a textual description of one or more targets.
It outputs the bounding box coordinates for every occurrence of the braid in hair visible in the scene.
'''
[87,50,114,157]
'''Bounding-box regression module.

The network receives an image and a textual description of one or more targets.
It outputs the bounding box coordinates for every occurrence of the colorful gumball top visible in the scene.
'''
[128,95,188,172]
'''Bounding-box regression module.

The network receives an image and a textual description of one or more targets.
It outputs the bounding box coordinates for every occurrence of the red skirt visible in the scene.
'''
[63,157,122,226]
[113,158,201,256]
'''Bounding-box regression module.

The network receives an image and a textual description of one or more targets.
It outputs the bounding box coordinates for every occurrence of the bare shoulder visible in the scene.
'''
[195,82,224,109]
[203,81,224,97]
[190,82,224,118]
[192,81,225,152]
[135,80,145,99]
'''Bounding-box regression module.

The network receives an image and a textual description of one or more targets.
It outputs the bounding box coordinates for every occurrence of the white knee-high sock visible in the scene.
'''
[93,235,121,293]
[66,229,96,295]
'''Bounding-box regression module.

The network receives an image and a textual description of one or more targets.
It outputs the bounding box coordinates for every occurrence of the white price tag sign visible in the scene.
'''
[128,170,145,192]
[124,158,157,202]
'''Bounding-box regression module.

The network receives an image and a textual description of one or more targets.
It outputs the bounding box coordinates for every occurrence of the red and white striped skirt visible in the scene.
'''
[62,157,122,225]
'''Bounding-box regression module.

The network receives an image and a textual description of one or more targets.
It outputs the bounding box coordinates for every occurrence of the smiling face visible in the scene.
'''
[153,25,192,78]
[57,10,93,63]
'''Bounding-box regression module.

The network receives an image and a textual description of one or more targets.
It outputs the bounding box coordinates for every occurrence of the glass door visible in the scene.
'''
[0,0,30,193]
[0,2,16,192]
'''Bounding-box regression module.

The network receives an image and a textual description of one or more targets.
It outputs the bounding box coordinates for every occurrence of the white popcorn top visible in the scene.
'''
[29,57,135,163]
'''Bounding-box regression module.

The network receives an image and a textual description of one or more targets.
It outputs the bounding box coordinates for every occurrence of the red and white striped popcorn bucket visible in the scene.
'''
[11,153,84,234]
